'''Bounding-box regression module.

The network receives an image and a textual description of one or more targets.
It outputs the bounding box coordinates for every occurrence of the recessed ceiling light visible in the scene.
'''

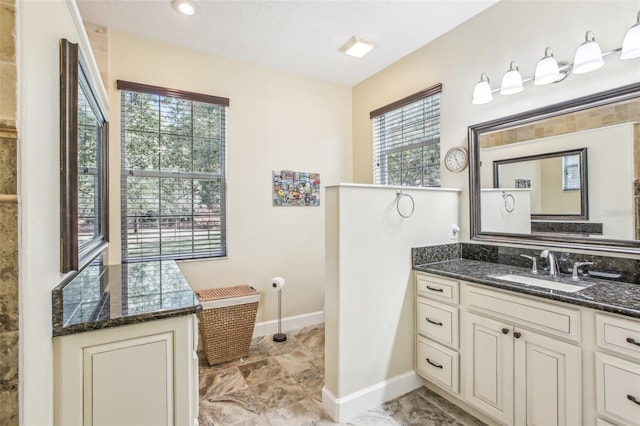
[340,36,375,58]
[171,0,197,16]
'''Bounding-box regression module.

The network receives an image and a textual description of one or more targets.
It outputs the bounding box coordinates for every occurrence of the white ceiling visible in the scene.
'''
[76,0,498,87]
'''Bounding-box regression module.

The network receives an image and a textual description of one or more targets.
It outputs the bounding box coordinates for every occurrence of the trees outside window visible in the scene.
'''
[118,81,229,261]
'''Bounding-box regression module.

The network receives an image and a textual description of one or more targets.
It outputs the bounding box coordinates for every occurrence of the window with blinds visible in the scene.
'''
[118,81,229,262]
[371,84,442,187]
[562,154,581,191]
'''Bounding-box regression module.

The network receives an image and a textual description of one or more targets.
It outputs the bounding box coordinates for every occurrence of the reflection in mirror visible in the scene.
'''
[469,82,640,254]
[492,148,588,220]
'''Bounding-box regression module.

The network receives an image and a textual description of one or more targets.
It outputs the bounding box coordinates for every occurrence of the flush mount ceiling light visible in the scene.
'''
[471,10,639,105]
[171,0,197,16]
[340,36,375,58]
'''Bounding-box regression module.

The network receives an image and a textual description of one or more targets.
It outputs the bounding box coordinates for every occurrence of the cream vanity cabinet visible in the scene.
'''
[594,313,640,426]
[464,285,582,426]
[415,273,461,394]
[54,314,200,426]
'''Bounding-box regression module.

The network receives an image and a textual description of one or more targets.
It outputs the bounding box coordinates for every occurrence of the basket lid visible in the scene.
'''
[196,285,258,302]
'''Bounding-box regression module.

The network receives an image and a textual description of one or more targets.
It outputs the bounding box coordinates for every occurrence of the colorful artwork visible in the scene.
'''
[273,170,321,206]
[515,179,531,188]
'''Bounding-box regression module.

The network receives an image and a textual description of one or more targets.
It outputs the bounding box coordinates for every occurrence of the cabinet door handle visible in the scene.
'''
[626,337,640,347]
[426,358,443,369]
[514,332,522,339]
[628,395,640,406]
[426,317,443,326]
[501,328,510,335]
[426,285,444,293]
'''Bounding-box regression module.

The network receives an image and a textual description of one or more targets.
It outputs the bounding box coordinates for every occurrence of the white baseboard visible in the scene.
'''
[252,310,325,338]
[322,371,423,422]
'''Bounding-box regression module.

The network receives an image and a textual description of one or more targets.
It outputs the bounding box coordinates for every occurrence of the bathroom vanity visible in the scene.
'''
[413,258,639,426]
[51,260,201,426]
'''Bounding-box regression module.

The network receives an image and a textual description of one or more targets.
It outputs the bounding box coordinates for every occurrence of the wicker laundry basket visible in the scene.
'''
[196,285,260,365]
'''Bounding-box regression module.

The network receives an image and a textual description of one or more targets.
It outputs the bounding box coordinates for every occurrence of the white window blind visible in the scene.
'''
[372,84,442,187]
[562,154,581,191]
[118,81,229,262]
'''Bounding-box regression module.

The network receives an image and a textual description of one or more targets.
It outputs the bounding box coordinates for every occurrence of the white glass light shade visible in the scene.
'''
[500,62,523,95]
[621,12,640,59]
[573,31,604,74]
[172,0,196,15]
[472,81,493,104]
[534,48,562,85]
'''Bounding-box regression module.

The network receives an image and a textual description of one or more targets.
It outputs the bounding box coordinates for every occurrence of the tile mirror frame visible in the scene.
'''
[469,82,640,255]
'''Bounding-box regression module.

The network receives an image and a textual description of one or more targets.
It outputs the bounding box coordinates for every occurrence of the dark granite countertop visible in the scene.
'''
[52,260,202,336]
[414,259,640,319]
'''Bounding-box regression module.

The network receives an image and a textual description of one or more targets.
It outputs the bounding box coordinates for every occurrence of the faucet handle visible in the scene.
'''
[520,254,538,274]
[572,261,594,281]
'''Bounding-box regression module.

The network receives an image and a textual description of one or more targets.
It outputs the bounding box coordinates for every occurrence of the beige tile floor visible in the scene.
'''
[198,324,485,426]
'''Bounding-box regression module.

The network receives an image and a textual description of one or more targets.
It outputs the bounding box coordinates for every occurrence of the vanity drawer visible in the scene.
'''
[416,273,459,304]
[417,298,458,350]
[596,313,640,358]
[465,285,581,342]
[595,352,640,426]
[416,336,459,394]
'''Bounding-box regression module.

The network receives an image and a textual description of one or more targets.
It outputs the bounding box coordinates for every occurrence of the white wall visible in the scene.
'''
[324,184,460,421]
[352,0,640,257]
[481,124,635,239]
[17,0,108,424]
[107,32,353,324]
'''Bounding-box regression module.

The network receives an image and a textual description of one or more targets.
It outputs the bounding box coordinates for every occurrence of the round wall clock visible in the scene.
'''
[444,146,469,173]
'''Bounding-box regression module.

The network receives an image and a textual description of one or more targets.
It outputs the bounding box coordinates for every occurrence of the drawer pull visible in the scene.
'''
[514,332,522,339]
[501,328,510,335]
[426,358,443,369]
[628,395,640,406]
[426,285,444,293]
[426,317,443,326]
[626,337,640,347]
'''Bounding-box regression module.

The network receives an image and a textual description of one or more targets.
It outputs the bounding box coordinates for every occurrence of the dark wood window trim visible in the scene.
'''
[116,80,230,107]
[60,39,109,273]
[370,83,442,119]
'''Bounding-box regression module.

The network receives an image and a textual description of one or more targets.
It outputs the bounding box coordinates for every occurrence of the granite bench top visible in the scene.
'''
[414,259,640,319]
[52,260,202,337]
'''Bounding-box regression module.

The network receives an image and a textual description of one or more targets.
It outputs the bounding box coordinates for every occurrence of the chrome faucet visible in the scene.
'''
[572,261,594,281]
[540,250,560,277]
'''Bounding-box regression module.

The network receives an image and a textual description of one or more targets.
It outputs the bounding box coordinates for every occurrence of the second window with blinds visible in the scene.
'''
[371,84,442,187]
[118,81,229,262]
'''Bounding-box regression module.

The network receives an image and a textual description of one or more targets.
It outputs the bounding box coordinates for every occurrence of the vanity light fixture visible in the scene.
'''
[621,11,640,59]
[573,31,604,74]
[340,36,375,58]
[534,47,564,85]
[472,10,639,105]
[500,61,524,95]
[171,0,197,15]
[472,73,493,104]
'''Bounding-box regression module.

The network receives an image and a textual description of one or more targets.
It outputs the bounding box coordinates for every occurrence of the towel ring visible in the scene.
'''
[396,190,415,218]
[502,191,515,213]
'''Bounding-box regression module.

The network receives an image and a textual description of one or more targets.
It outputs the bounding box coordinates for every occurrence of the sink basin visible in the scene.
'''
[490,274,594,293]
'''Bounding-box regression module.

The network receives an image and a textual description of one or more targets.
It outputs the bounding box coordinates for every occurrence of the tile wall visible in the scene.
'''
[0,0,19,423]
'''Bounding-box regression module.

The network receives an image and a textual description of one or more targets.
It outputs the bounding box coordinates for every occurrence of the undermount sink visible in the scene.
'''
[489,274,594,293]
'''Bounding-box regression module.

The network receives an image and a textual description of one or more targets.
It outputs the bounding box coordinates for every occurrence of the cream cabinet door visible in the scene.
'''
[513,328,582,426]
[86,334,173,426]
[464,312,514,425]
